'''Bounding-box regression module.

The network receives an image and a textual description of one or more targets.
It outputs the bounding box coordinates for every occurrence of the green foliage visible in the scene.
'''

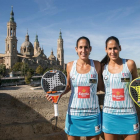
[44,67,53,74]
[36,65,44,75]
[29,68,34,76]
[0,64,6,77]
[63,70,67,76]
[11,62,34,77]
[21,63,29,77]
[25,71,32,84]
[137,68,140,77]
[11,62,23,72]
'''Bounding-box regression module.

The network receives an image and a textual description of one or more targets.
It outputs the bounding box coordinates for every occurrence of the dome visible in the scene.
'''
[20,33,34,56]
[48,50,56,60]
[21,41,33,49]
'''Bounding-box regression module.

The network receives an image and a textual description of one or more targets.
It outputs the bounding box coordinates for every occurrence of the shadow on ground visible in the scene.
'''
[0,93,67,140]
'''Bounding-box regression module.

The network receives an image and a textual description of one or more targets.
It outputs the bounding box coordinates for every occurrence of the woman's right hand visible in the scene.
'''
[46,94,53,103]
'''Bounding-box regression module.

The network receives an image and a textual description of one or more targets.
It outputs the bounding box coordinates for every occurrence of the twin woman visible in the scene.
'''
[46,36,139,140]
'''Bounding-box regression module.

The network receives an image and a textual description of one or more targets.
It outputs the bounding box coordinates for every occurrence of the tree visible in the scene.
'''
[63,70,67,76]
[0,64,6,77]
[29,68,34,76]
[25,71,32,84]
[36,65,44,75]
[11,62,23,72]
[44,67,53,74]
[21,63,29,77]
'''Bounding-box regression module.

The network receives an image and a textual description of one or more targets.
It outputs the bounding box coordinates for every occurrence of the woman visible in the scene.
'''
[47,36,103,140]
[101,36,139,140]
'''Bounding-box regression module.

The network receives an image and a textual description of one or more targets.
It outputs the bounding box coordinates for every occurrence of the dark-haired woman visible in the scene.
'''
[101,36,139,140]
[47,36,103,140]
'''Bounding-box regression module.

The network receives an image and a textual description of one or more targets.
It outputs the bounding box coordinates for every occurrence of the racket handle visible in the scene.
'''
[54,103,59,116]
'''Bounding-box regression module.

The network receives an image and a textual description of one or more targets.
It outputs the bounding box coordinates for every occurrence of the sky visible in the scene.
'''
[0,0,140,67]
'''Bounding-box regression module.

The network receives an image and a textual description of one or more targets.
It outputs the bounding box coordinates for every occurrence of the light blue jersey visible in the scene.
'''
[67,59,100,116]
[103,59,136,115]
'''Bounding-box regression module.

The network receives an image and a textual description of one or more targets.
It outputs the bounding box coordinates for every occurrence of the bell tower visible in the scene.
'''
[5,6,18,69]
[57,30,64,67]
[34,34,39,55]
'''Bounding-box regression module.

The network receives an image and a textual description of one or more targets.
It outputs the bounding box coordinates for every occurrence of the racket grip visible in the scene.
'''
[54,103,59,116]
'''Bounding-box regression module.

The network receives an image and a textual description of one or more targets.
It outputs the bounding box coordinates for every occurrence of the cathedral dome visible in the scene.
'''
[21,41,33,50]
[48,50,56,60]
[20,33,34,56]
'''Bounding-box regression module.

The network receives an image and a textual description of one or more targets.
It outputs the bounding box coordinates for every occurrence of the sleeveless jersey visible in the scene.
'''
[67,59,100,116]
[103,59,136,115]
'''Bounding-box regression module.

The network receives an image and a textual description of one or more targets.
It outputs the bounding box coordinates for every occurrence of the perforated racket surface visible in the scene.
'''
[41,70,67,104]
[129,77,140,107]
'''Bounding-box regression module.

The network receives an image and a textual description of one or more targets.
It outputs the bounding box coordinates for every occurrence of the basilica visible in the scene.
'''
[0,7,65,71]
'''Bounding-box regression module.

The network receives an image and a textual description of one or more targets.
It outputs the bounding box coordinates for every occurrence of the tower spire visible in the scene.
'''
[51,48,53,54]
[59,29,62,39]
[27,29,28,35]
[10,6,14,22]
[35,33,38,42]
[6,6,17,69]
[57,29,64,67]
[25,29,29,41]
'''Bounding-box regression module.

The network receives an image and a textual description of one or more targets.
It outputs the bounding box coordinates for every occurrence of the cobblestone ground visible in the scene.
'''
[0,85,139,140]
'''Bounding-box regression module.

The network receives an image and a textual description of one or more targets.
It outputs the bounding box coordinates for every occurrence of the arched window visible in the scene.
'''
[13,29,15,36]
[13,44,15,50]
[8,44,9,50]
[10,28,12,36]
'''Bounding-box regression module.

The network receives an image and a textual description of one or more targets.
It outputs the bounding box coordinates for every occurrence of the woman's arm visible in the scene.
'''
[127,59,138,80]
[94,60,104,92]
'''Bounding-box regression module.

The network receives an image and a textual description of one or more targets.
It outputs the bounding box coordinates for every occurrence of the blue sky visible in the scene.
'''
[0,0,140,67]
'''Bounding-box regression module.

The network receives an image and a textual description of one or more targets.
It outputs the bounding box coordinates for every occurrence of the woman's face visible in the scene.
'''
[105,39,121,61]
[75,39,91,60]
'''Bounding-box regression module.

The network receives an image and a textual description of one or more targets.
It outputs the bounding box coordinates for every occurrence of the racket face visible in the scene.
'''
[41,70,67,103]
[129,77,140,107]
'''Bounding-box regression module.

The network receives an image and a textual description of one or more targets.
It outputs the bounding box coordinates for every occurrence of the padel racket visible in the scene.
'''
[41,70,67,128]
[129,77,140,107]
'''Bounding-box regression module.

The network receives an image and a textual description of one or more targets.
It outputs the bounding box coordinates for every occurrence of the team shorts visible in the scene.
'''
[65,112,102,136]
[102,112,139,134]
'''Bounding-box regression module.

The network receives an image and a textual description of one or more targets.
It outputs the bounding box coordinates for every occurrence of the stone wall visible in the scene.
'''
[0,85,139,140]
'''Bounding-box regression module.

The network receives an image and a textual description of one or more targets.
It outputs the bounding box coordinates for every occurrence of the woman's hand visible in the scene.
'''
[46,94,53,103]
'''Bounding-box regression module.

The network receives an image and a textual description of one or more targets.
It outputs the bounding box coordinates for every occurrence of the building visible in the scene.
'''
[0,7,65,71]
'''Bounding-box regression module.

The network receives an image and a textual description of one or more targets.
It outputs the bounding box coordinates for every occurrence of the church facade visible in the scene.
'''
[0,7,65,71]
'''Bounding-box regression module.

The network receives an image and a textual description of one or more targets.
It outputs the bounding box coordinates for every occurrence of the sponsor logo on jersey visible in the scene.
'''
[70,75,75,80]
[91,74,96,78]
[78,86,90,98]
[121,78,130,82]
[122,73,129,77]
[89,79,97,83]
[133,123,139,131]
[95,124,101,133]
[112,88,125,101]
